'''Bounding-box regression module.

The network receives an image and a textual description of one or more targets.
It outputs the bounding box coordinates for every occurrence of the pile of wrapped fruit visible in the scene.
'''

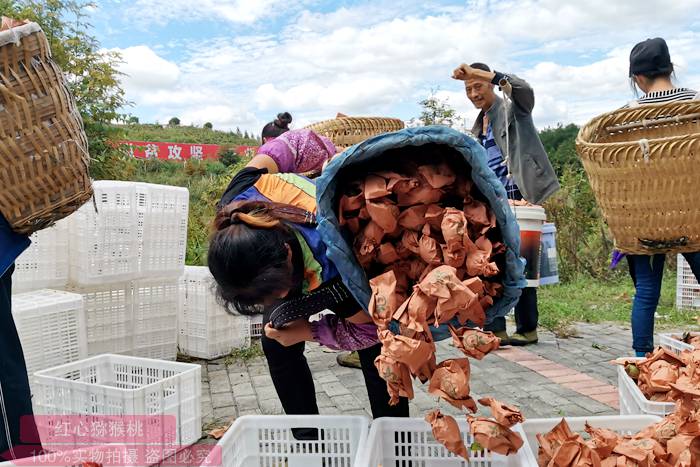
[669,332,700,349]
[336,155,526,459]
[615,347,700,403]
[537,396,700,466]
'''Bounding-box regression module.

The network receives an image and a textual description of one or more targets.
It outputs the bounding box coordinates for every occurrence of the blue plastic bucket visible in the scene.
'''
[539,223,559,285]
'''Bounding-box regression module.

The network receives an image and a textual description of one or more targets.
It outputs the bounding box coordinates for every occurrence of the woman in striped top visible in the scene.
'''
[620,38,700,357]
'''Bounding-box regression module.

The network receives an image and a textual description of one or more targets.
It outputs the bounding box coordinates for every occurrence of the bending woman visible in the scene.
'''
[618,38,700,356]
[208,136,408,420]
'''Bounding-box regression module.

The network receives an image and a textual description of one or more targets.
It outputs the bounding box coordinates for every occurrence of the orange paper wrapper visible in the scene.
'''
[356,220,385,256]
[585,422,621,459]
[425,204,446,230]
[369,271,402,329]
[613,438,665,464]
[441,243,467,269]
[428,359,477,412]
[419,224,443,265]
[364,175,391,199]
[393,288,433,339]
[378,329,435,375]
[374,353,414,405]
[426,410,468,460]
[537,418,583,466]
[398,205,428,231]
[477,397,524,428]
[377,243,401,265]
[441,208,469,249]
[464,200,495,234]
[401,230,421,255]
[397,184,444,207]
[449,325,500,360]
[366,200,400,233]
[418,163,456,189]
[467,416,524,456]
[417,266,479,326]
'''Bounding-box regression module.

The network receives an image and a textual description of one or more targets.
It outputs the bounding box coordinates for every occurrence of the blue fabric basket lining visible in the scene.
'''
[315,126,526,340]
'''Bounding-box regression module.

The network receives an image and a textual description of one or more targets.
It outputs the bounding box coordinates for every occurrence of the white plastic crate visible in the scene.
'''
[12,218,70,293]
[617,359,675,416]
[178,266,251,360]
[203,415,368,467]
[676,254,700,309]
[132,278,179,361]
[355,416,536,467]
[250,314,263,338]
[68,181,140,286]
[521,415,661,463]
[135,183,189,278]
[68,283,134,357]
[659,333,695,356]
[12,289,87,382]
[33,354,201,452]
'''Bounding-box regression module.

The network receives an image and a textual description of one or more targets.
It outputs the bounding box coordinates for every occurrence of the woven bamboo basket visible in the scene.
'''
[302,115,404,178]
[576,100,700,254]
[0,21,92,234]
[305,115,404,150]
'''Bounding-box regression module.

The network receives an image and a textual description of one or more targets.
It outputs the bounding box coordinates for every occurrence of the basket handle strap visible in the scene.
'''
[638,237,689,250]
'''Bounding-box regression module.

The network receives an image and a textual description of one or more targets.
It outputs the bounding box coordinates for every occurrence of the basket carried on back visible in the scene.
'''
[576,100,700,254]
[305,115,404,151]
[0,21,92,234]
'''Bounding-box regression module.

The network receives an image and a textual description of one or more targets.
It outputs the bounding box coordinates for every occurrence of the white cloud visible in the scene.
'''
[114,45,180,92]
[126,0,278,25]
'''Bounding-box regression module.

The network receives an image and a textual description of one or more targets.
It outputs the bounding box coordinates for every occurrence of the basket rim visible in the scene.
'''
[0,21,41,47]
[577,99,700,148]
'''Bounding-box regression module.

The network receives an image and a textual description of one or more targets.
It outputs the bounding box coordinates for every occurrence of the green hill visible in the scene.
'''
[116,123,259,146]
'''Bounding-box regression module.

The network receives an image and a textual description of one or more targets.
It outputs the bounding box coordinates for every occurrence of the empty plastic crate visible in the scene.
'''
[203,415,368,467]
[132,278,179,361]
[178,266,251,360]
[659,332,695,356]
[356,416,536,467]
[12,289,87,382]
[68,181,140,286]
[676,254,700,309]
[68,283,134,357]
[12,218,70,293]
[521,415,661,463]
[33,354,201,452]
[135,183,189,278]
[617,359,675,416]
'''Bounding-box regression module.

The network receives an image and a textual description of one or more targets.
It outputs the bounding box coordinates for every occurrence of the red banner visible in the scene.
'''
[119,141,258,161]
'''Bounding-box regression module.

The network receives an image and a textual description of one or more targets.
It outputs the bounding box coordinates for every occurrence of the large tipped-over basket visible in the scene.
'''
[0,21,92,234]
[576,100,700,254]
[305,115,405,151]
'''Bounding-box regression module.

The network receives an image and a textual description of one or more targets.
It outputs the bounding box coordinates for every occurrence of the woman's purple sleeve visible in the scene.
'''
[310,315,379,350]
[258,139,295,173]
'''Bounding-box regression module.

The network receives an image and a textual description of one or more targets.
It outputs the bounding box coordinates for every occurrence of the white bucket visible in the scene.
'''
[511,204,546,287]
[539,223,559,285]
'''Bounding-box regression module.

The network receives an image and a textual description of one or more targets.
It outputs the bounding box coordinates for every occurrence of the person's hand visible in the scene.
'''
[452,63,472,81]
[264,320,313,347]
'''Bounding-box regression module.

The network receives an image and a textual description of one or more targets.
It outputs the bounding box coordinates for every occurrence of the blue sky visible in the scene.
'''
[87,0,700,134]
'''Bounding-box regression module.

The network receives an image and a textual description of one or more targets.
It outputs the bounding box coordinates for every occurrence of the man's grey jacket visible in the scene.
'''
[471,73,560,205]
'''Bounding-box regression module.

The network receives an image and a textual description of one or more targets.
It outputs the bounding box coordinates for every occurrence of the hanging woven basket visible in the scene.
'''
[0,21,92,234]
[576,100,700,254]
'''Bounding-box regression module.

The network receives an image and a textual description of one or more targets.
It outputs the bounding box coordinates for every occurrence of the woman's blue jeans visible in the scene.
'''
[627,252,700,355]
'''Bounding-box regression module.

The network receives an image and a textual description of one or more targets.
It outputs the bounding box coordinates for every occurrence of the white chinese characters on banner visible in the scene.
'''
[145,143,159,159]
[168,144,183,160]
[190,145,204,160]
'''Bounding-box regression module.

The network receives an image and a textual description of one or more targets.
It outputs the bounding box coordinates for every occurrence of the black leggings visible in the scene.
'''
[260,312,409,420]
[485,286,538,334]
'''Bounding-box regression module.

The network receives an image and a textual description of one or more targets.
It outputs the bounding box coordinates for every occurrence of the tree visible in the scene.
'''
[168,117,181,126]
[418,90,456,127]
[219,148,238,167]
[128,116,139,124]
[1,0,129,178]
[243,131,250,140]
[203,122,213,130]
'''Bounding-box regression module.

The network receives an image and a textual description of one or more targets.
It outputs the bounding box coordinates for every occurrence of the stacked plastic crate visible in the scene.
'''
[178,266,251,359]
[676,254,700,309]
[12,181,190,361]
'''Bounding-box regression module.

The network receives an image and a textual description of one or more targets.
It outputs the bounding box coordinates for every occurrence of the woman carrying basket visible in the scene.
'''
[208,121,409,422]
[614,38,700,357]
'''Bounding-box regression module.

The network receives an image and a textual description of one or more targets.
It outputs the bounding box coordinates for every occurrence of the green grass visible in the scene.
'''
[223,340,264,365]
[538,272,699,336]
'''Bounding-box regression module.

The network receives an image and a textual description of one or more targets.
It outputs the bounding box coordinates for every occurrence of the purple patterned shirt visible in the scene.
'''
[258,129,336,173]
